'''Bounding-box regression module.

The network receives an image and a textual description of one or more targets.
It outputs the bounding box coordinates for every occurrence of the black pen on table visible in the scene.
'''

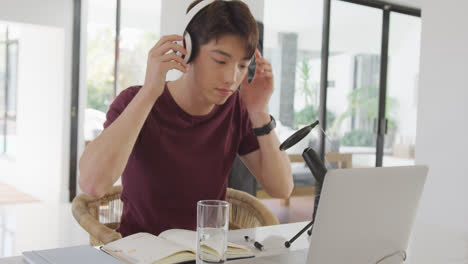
[244,236,264,251]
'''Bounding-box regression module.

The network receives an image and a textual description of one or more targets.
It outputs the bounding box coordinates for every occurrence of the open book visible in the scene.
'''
[100,229,254,264]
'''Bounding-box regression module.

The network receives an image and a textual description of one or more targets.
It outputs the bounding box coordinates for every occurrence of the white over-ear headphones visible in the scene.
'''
[177,0,232,63]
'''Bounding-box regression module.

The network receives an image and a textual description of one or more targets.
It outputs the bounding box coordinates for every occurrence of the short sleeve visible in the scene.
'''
[237,101,260,156]
[103,86,141,129]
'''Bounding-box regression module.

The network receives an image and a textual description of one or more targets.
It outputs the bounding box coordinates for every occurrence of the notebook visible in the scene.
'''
[23,245,124,264]
[100,229,254,264]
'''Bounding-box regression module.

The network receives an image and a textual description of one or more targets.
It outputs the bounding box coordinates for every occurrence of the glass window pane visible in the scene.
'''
[0,24,6,41]
[264,0,323,139]
[86,0,117,114]
[263,0,323,200]
[0,24,19,156]
[0,41,5,154]
[327,1,382,168]
[118,0,161,93]
[6,42,18,156]
[383,13,421,166]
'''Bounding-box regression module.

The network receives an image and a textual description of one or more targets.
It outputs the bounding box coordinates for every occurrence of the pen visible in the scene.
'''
[244,236,264,251]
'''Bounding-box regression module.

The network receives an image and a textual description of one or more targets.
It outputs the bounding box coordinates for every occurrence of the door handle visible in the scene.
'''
[375,118,388,135]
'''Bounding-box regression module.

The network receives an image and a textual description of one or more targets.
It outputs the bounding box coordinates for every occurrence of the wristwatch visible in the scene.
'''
[253,115,276,136]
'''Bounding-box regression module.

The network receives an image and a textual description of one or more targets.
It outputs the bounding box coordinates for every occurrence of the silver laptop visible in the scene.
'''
[233,165,428,264]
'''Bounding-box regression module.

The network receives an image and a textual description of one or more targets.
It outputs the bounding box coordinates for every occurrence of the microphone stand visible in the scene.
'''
[284,147,327,248]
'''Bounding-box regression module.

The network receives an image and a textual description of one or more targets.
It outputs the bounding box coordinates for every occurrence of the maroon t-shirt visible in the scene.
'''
[103,84,259,237]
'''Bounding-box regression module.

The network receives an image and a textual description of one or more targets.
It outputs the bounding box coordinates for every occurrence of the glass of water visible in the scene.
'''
[196,200,230,264]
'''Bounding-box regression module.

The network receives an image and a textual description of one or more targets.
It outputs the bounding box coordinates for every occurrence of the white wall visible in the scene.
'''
[0,0,72,28]
[408,0,468,262]
[13,25,65,202]
[0,0,73,202]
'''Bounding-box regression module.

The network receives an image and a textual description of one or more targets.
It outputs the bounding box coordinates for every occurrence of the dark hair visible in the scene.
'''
[186,0,259,63]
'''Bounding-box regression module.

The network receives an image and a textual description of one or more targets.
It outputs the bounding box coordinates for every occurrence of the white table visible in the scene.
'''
[0,257,22,264]
[0,222,311,264]
[2,220,467,264]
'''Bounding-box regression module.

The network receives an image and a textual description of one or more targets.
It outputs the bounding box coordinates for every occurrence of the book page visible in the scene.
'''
[158,229,197,252]
[226,242,254,259]
[159,229,253,259]
[227,242,249,251]
[159,229,225,257]
[102,233,195,264]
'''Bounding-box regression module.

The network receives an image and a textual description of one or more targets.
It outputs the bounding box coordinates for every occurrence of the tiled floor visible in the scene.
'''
[0,183,38,205]
[261,196,315,224]
[0,202,89,257]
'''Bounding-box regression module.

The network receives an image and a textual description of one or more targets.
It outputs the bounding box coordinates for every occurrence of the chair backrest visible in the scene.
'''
[72,186,279,246]
[72,185,123,246]
[324,152,352,169]
[227,187,279,229]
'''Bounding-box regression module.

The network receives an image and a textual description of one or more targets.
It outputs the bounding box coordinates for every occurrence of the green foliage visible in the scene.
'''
[87,82,113,112]
[329,86,399,140]
[296,58,316,106]
[294,105,336,129]
[294,105,317,127]
[86,26,115,112]
[118,31,158,91]
[87,26,159,112]
[341,130,376,147]
[294,57,325,128]
[346,87,398,122]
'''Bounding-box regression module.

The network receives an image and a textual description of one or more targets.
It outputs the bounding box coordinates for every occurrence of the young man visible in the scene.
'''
[79,0,292,237]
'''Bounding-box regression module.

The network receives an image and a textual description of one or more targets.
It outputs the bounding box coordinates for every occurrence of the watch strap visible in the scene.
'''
[253,115,276,136]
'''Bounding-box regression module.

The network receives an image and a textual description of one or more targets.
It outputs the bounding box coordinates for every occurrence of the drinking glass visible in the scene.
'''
[196,200,230,264]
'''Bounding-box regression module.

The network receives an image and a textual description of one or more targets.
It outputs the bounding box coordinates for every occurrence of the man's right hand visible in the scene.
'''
[142,34,188,97]
[79,35,189,198]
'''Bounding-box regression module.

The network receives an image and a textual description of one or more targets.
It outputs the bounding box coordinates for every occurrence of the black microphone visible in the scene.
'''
[302,147,327,185]
[302,147,327,234]
[279,120,328,247]
[285,147,328,248]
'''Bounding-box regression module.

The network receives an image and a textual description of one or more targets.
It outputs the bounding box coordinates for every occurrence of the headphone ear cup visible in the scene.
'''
[183,32,192,63]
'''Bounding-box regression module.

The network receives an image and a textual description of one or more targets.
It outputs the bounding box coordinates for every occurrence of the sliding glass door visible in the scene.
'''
[383,12,421,166]
[321,0,421,168]
[326,1,382,168]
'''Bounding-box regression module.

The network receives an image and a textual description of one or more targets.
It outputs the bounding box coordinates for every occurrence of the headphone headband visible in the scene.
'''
[182,0,233,35]
[180,0,233,63]
[183,0,214,34]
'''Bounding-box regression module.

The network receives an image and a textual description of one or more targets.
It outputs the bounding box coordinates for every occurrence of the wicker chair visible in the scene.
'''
[72,185,279,246]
